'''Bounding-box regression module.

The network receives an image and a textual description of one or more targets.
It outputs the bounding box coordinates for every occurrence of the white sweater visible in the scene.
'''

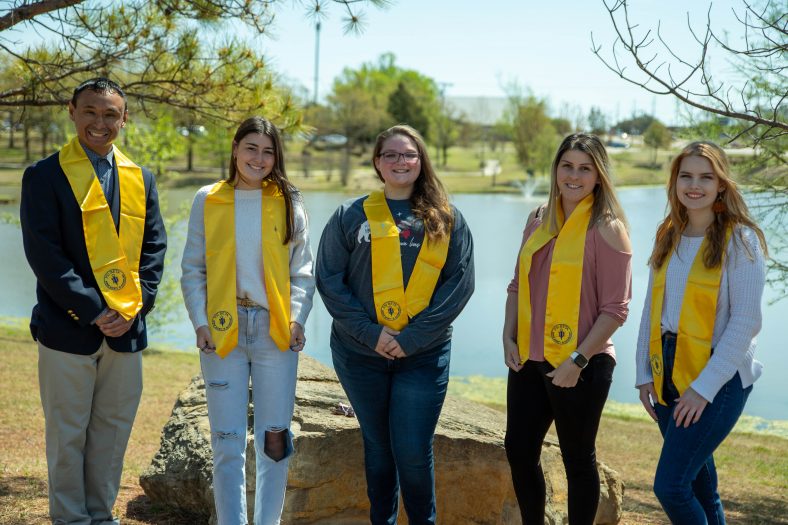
[180,185,315,331]
[635,226,766,402]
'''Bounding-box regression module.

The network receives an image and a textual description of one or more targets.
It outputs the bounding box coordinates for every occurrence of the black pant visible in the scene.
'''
[505,354,615,525]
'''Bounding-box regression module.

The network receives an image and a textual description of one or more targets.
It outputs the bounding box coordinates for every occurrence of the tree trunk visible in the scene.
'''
[24,125,31,162]
[340,146,351,186]
[187,137,194,172]
[7,111,14,149]
[301,150,311,179]
[41,129,48,159]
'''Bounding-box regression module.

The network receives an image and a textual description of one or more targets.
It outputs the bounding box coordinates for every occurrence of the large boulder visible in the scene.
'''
[140,356,623,524]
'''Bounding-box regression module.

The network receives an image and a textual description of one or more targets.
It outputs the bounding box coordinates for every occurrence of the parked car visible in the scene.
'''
[308,133,348,151]
[606,139,631,149]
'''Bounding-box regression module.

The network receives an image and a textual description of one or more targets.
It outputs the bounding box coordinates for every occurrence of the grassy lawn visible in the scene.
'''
[0,129,688,196]
[449,377,788,524]
[0,326,785,524]
[2,129,782,199]
[0,325,203,525]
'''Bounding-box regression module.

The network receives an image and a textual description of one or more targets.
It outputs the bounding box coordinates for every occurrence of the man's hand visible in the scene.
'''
[95,309,134,337]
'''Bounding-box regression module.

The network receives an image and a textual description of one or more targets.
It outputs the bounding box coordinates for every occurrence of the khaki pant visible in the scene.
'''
[39,340,142,525]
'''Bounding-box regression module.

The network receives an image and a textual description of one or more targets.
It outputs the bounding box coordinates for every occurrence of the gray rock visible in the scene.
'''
[140,356,623,524]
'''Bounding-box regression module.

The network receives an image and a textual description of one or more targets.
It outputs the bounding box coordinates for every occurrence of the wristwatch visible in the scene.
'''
[570,351,589,369]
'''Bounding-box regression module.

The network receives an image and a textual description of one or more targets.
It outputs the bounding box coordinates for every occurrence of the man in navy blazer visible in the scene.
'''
[20,77,166,525]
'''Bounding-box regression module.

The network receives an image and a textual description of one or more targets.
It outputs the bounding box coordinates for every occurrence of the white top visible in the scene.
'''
[180,185,315,331]
[635,226,766,402]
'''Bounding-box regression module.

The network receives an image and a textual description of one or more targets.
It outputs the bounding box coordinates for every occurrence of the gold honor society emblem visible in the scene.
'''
[651,354,663,376]
[381,301,402,322]
[211,311,234,331]
[550,323,573,345]
[103,269,126,290]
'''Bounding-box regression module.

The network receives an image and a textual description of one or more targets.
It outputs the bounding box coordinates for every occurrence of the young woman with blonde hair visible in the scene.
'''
[503,133,632,524]
[635,141,767,524]
[315,124,474,524]
[181,116,315,524]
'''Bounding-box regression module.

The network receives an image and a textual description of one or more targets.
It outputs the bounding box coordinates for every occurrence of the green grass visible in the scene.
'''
[449,375,788,440]
[0,168,23,187]
[0,322,203,525]
[0,133,781,198]
[0,323,785,524]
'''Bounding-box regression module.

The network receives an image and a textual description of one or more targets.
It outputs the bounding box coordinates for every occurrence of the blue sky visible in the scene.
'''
[252,0,746,125]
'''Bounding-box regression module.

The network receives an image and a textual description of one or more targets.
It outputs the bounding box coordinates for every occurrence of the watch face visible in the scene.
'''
[572,352,588,368]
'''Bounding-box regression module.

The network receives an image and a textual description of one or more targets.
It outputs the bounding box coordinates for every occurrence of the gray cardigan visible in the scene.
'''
[635,226,766,402]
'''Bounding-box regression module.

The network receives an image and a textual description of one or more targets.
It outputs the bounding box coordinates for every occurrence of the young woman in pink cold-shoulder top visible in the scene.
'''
[502,134,632,524]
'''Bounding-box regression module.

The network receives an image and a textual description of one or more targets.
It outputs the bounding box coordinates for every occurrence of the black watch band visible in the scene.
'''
[570,351,589,369]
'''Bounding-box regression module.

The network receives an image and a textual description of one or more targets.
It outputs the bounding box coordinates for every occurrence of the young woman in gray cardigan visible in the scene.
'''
[635,141,767,525]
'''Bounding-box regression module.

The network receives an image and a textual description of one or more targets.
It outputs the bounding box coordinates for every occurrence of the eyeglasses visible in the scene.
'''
[379,151,420,164]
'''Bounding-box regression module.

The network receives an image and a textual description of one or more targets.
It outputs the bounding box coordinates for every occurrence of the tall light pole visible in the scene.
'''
[436,81,452,164]
[313,20,321,105]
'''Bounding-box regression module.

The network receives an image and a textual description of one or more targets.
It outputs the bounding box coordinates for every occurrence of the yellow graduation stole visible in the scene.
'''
[60,137,145,321]
[363,191,450,331]
[517,194,593,366]
[648,230,730,404]
[204,180,291,358]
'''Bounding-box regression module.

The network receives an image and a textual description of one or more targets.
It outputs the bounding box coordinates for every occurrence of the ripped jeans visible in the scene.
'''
[200,306,299,525]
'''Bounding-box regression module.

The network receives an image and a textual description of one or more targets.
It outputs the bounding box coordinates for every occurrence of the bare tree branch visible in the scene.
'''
[595,0,787,300]
[0,0,83,31]
[592,0,787,140]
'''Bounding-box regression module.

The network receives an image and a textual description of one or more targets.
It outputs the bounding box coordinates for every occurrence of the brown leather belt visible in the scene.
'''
[237,297,261,308]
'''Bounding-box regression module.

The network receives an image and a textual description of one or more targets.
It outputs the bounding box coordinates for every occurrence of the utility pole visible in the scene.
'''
[436,81,452,165]
[313,20,321,105]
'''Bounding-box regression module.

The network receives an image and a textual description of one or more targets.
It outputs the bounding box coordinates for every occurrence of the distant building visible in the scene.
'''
[446,96,509,126]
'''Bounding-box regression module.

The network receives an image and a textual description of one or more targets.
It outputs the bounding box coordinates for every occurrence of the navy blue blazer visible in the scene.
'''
[20,149,167,355]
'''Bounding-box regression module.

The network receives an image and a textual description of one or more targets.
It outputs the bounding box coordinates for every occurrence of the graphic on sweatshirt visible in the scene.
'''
[357,212,424,250]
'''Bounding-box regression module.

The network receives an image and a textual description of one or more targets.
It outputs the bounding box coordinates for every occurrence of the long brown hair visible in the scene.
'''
[226,116,297,244]
[372,124,453,241]
[544,133,628,233]
[648,141,768,269]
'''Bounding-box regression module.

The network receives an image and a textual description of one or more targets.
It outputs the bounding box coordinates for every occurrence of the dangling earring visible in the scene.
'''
[712,192,727,213]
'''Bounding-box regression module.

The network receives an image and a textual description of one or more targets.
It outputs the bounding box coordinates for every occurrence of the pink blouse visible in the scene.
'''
[507,216,632,362]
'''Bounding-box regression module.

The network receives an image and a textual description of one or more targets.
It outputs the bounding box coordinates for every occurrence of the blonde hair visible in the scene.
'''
[544,133,628,233]
[648,141,768,269]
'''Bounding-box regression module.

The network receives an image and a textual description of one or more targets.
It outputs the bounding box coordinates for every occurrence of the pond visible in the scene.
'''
[1,185,785,420]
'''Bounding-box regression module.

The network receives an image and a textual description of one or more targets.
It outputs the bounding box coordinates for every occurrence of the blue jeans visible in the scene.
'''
[332,341,451,525]
[653,333,751,525]
[200,306,299,525]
